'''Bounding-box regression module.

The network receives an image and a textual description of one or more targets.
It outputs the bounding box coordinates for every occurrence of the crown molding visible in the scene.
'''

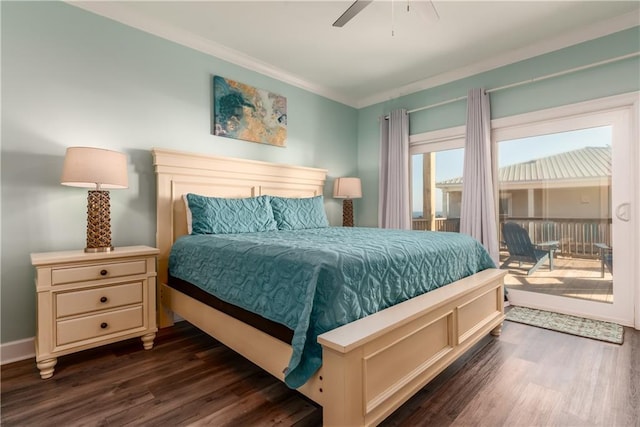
[67,1,359,108]
[357,10,640,108]
[68,2,637,110]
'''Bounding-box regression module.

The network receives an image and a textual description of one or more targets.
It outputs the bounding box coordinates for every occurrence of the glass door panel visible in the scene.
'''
[498,126,613,303]
[411,148,464,232]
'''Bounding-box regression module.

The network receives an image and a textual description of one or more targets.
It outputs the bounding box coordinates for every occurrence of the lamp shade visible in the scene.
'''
[61,147,128,189]
[333,177,362,199]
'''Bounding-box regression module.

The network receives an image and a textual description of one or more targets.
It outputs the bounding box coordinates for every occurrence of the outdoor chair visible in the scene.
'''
[594,243,613,278]
[500,222,558,276]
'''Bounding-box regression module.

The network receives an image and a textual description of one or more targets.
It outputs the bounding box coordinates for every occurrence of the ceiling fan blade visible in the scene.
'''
[332,0,374,27]
[413,0,440,22]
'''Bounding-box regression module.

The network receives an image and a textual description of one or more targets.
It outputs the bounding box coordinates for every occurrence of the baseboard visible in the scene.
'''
[2,319,184,365]
[1,337,35,365]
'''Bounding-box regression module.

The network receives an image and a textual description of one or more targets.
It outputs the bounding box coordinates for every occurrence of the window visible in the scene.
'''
[410,130,465,232]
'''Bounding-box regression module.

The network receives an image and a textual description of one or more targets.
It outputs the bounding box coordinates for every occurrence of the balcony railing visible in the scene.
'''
[412,218,460,233]
[412,217,612,257]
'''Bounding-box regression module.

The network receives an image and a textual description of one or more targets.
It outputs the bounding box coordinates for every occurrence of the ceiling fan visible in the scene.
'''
[332,0,439,28]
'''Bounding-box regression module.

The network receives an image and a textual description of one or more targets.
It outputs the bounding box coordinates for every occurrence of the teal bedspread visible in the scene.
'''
[169,227,495,388]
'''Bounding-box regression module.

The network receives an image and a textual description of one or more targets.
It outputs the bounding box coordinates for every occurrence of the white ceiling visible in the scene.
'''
[71,1,640,108]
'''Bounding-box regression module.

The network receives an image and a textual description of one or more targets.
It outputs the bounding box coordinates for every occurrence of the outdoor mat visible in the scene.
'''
[505,306,624,344]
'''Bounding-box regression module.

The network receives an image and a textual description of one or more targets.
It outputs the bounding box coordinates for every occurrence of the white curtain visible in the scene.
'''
[460,89,500,264]
[378,109,411,229]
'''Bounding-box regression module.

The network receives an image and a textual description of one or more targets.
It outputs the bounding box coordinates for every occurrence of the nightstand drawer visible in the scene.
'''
[56,305,144,346]
[56,282,143,318]
[51,260,147,285]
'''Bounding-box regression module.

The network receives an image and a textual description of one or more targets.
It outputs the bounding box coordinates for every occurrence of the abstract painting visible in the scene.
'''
[213,76,287,147]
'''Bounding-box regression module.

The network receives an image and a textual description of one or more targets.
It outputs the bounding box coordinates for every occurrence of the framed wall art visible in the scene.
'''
[213,76,287,147]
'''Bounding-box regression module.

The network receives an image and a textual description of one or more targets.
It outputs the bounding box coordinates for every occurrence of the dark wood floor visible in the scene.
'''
[2,319,639,426]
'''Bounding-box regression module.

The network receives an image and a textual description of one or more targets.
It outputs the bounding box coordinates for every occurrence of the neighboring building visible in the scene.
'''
[436,146,611,220]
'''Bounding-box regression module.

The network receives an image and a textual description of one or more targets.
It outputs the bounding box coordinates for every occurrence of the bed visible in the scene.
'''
[153,148,507,426]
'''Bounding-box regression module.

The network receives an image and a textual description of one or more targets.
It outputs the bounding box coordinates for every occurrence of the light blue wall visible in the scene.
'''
[0,2,358,343]
[357,27,640,227]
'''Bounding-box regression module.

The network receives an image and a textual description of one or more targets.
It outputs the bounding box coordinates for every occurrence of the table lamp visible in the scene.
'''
[61,147,128,252]
[333,177,362,227]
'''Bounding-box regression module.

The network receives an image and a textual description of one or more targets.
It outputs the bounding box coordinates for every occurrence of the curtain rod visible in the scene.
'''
[384,51,639,119]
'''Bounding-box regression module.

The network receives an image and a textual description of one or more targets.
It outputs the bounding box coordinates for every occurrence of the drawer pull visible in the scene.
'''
[100,296,108,303]
[100,322,108,329]
[100,269,108,276]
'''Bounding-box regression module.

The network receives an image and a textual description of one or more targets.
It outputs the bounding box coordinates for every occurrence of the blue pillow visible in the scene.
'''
[186,194,277,235]
[270,196,329,230]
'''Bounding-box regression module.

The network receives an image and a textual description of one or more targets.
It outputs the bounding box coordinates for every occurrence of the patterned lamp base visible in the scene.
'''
[342,199,354,227]
[85,190,113,252]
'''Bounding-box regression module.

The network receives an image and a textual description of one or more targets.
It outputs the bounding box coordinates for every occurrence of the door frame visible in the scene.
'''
[492,92,638,328]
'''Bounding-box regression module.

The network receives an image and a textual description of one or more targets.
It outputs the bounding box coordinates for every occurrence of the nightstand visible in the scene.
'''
[30,245,159,379]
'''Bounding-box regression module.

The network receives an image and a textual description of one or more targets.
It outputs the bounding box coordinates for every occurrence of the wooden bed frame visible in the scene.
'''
[153,148,507,426]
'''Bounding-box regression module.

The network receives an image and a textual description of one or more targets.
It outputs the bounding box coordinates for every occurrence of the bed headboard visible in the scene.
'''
[152,148,327,290]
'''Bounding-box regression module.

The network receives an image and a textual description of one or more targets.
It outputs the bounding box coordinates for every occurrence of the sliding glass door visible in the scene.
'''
[495,107,634,325]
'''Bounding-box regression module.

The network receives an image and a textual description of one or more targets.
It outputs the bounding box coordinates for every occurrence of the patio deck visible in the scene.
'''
[501,252,613,303]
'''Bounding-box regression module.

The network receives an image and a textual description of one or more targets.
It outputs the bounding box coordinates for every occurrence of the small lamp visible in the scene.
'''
[333,177,362,227]
[61,147,128,252]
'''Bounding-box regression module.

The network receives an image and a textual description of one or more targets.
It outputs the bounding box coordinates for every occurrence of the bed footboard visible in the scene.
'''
[317,268,506,426]
[161,269,505,426]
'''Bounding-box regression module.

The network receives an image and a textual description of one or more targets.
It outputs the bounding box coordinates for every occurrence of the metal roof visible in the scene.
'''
[437,146,611,187]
